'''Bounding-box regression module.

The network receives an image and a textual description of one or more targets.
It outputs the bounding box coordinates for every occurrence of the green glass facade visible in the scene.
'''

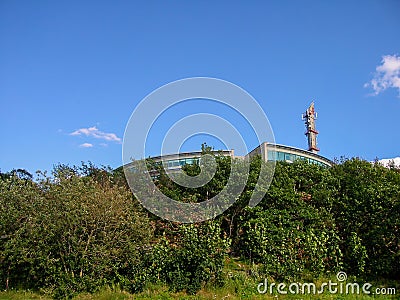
[267,150,328,166]
[123,144,332,173]
[164,158,199,169]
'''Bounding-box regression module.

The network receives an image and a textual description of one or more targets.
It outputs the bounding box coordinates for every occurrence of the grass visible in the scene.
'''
[0,259,398,299]
[0,285,398,300]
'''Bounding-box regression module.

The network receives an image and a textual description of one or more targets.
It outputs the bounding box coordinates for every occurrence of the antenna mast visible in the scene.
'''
[302,102,319,153]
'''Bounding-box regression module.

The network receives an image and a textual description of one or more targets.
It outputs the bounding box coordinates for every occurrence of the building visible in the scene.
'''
[149,149,235,172]
[148,142,331,173]
[246,142,331,167]
[144,103,331,170]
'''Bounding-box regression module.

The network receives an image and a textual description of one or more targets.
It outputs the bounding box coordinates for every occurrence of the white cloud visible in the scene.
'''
[70,126,121,143]
[364,54,400,96]
[79,143,93,148]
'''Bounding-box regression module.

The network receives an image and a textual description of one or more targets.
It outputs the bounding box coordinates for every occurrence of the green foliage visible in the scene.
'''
[1,154,400,298]
[0,165,152,298]
[330,158,400,278]
[235,158,400,281]
[235,160,342,279]
[146,221,230,294]
[238,207,342,279]
[344,232,368,276]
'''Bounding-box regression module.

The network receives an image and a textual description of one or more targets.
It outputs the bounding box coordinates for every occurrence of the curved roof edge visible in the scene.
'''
[246,142,332,167]
[125,142,332,168]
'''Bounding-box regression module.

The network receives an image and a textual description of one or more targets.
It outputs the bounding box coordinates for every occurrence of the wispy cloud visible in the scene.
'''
[70,126,122,143]
[364,54,400,96]
[79,143,94,148]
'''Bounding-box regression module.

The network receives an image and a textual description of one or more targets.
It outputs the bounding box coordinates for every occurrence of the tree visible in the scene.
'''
[0,164,153,298]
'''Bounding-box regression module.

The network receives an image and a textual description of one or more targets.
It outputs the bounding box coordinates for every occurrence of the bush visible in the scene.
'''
[0,165,153,298]
[330,158,400,278]
[238,207,342,280]
[1,157,400,298]
[147,221,230,294]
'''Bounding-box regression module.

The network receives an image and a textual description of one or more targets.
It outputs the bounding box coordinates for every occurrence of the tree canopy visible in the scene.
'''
[1,155,399,298]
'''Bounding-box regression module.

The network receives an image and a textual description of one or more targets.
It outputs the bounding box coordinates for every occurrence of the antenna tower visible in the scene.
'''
[302,102,320,153]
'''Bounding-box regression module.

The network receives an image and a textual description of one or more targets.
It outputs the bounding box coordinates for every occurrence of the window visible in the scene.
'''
[277,151,285,161]
[267,150,277,161]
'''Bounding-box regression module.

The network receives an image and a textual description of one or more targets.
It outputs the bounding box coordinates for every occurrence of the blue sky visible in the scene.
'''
[1,1,400,173]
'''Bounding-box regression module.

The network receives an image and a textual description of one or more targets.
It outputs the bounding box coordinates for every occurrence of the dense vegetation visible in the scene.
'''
[1,153,399,299]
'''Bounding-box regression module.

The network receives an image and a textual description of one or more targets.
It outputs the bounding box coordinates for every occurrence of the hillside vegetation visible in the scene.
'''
[1,154,399,299]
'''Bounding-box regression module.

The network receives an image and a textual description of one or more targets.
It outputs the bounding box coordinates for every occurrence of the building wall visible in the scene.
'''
[140,143,332,172]
[151,149,235,171]
[246,142,332,167]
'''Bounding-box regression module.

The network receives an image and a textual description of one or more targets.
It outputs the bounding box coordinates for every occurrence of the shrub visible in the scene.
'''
[238,207,342,280]
[0,165,153,298]
[147,221,230,294]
